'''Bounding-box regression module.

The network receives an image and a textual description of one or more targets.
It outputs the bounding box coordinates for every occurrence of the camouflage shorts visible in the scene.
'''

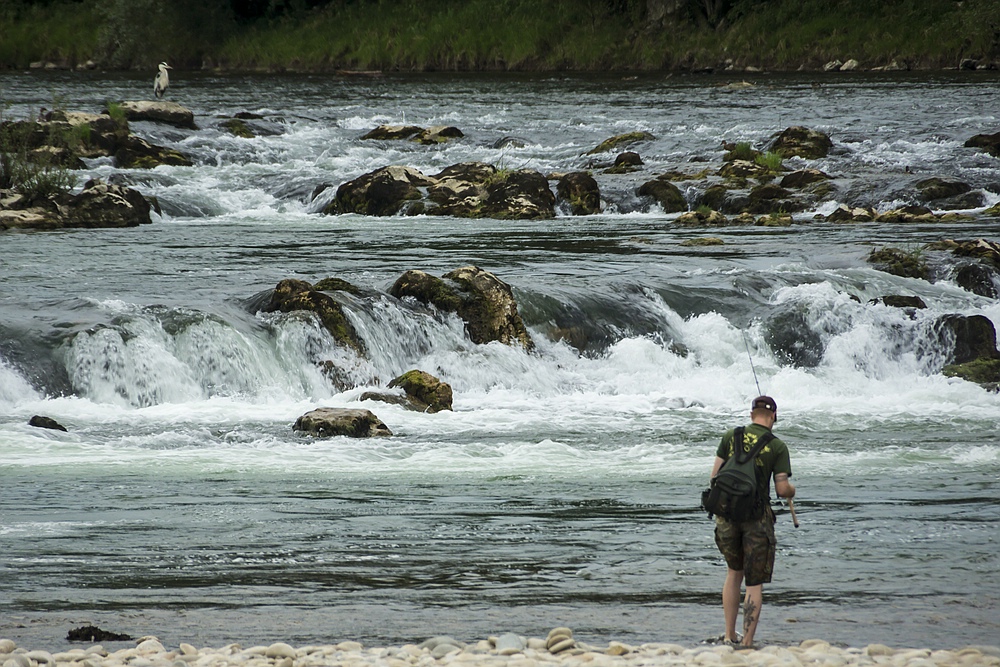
[714,510,776,586]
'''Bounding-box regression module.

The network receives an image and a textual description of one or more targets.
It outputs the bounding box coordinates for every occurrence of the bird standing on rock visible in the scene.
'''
[153,62,172,98]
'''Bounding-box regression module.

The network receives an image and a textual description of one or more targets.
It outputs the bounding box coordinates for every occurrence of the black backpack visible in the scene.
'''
[701,427,774,522]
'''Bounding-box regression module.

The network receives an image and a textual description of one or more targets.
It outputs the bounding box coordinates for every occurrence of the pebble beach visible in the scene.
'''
[3,632,999,667]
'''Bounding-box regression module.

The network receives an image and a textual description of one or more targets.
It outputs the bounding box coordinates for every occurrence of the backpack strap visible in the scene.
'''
[733,429,774,464]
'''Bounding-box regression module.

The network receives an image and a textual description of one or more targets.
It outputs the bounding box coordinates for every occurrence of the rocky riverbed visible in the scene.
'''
[3,634,999,667]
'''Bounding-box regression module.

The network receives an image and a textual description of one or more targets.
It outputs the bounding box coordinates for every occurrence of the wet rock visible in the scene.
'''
[875,205,936,223]
[747,182,805,214]
[387,370,453,413]
[480,169,556,220]
[220,118,255,138]
[769,126,833,159]
[293,408,392,438]
[935,314,1000,364]
[586,131,655,155]
[66,626,131,642]
[556,171,601,215]
[765,307,826,368]
[389,266,534,349]
[28,415,67,431]
[965,131,1000,157]
[826,204,876,222]
[261,278,365,355]
[491,136,528,149]
[868,295,927,309]
[325,166,433,216]
[361,124,423,140]
[637,175,686,213]
[118,100,197,129]
[604,151,644,174]
[679,237,724,246]
[413,125,464,144]
[718,159,770,180]
[867,246,929,279]
[675,209,728,226]
[916,177,972,201]
[956,264,999,298]
[1,179,153,231]
[781,169,831,189]
[114,135,193,168]
[943,238,1000,268]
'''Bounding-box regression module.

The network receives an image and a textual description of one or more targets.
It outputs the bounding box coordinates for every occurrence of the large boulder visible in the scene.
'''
[769,126,833,159]
[480,169,556,220]
[637,175,686,213]
[261,278,365,354]
[117,100,197,130]
[293,408,392,437]
[325,166,433,216]
[414,126,464,145]
[389,266,534,349]
[387,370,453,412]
[935,314,1000,365]
[964,131,1000,157]
[556,172,601,215]
[1,179,152,230]
[2,111,127,162]
[746,182,806,214]
[361,124,423,140]
[916,177,972,201]
[114,135,193,168]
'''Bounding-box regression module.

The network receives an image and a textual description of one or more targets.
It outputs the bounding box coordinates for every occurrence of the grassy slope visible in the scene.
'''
[1,0,997,72]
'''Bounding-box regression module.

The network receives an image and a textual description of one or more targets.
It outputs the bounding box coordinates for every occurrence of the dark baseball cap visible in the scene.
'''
[752,395,777,412]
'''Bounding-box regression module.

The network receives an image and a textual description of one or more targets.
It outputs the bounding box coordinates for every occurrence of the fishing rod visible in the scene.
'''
[741,328,799,528]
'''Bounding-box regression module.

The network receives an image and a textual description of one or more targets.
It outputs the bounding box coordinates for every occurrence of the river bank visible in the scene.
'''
[2,0,998,74]
[3,635,1000,667]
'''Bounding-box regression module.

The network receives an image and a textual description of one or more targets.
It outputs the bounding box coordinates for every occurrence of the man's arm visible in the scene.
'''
[711,456,725,479]
[774,472,795,498]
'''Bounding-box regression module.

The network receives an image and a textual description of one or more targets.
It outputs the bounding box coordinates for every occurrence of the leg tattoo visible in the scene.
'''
[742,598,758,638]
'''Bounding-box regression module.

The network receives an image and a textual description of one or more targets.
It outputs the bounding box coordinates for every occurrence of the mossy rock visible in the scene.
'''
[769,126,833,159]
[221,118,255,138]
[293,407,392,438]
[262,278,365,355]
[867,246,929,279]
[942,358,1000,389]
[586,131,655,155]
[680,237,724,246]
[637,176,686,213]
[388,369,453,412]
[313,277,363,295]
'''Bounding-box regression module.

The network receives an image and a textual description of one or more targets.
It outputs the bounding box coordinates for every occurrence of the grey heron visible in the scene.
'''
[153,62,172,98]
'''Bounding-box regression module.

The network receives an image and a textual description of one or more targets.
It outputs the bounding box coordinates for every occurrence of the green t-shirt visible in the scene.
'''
[716,423,792,501]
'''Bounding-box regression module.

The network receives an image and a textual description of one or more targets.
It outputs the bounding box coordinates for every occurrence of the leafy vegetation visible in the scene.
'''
[0,113,78,200]
[2,0,998,71]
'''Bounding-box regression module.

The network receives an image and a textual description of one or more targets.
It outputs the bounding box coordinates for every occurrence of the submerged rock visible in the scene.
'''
[916,177,972,201]
[293,408,392,438]
[390,266,534,350]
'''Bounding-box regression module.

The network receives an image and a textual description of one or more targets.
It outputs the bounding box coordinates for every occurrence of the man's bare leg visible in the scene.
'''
[741,584,763,646]
[722,568,744,642]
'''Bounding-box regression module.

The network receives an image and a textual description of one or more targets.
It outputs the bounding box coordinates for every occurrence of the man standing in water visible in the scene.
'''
[711,396,795,647]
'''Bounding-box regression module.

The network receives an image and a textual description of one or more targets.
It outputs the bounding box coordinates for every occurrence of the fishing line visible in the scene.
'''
[740,329,762,397]
[741,327,800,528]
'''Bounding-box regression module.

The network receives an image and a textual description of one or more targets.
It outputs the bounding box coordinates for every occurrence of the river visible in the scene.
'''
[1,70,998,651]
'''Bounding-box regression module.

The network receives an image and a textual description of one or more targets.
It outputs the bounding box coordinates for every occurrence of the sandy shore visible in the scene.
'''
[3,631,999,667]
